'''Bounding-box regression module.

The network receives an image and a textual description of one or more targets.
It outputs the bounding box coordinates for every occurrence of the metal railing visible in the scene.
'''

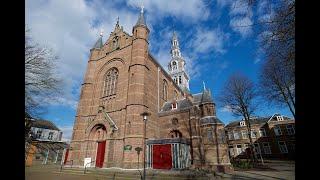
[84,160,95,174]
[60,160,73,171]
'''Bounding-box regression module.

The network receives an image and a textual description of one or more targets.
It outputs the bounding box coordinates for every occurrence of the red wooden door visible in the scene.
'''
[95,141,106,168]
[152,144,172,169]
[63,149,69,165]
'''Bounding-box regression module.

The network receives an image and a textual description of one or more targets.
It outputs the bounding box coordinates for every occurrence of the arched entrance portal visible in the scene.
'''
[89,124,107,168]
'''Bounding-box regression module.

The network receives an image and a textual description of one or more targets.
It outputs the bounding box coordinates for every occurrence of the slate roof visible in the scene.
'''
[225,117,271,128]
[31,119,60,131]
[192,89,213,105]
[92,36,103,49]
[200,116,224,125]
[135,11,146,27]
[160,98,193,112]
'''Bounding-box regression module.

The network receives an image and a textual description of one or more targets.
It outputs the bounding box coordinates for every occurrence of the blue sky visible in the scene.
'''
[26,0,292,142]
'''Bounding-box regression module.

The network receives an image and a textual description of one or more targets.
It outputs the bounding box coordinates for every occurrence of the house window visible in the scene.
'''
[286,124,295,135]
[278,141,288,153]
[234,131,240,140]
[36,130,42,139]
[241,131,248,139]
[242,143,249,152]
[163,80,168,101]
[171,102,177,110]
[239,121,246,127]
[274,125,282,136]
[228,132,234,140]
[276,115,284,121]
[48,132,54,140]
[250,130,257,138]
[229,146,234,156]
[207,129,213,141]
[236,145,242,155]
[103,68,118,97]
[259,128,267,137]
[263,142,271,154]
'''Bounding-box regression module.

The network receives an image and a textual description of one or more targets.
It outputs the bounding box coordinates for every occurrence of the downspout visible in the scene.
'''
[158,67,160,112]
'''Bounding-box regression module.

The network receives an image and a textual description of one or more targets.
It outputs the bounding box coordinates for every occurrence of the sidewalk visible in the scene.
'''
[217,160,295,180]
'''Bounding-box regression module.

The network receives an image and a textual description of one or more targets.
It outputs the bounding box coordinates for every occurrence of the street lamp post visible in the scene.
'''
[140,112,150,180]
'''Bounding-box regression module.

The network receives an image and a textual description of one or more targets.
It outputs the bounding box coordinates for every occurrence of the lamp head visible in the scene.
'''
[140,112,151,121]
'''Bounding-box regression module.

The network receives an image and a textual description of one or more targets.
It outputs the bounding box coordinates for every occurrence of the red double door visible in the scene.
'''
[96,141,106,168]
[152,144,172,169]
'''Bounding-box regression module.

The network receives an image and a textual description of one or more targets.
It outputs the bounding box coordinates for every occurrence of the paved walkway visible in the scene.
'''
[25,160,295,180]
[219,160,295,180]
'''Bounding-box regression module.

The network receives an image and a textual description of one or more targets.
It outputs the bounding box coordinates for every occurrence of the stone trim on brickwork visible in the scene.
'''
[146,138,190,145]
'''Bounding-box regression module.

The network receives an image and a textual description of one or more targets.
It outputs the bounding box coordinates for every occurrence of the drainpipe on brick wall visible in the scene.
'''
[158,67,160,112]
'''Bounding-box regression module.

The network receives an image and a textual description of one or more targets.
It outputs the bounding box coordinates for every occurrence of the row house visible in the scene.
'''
[224,114,295,160]
[25,118,68,166]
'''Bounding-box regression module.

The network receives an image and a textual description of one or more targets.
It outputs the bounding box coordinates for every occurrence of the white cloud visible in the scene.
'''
[59,125,73,142]
[229,16,253,38]
[126,0,209,23]
[221,105,233,113]
[225,0,253,38]
[190,27,230,54]
[257,0,274,22]
[26,0,139,109]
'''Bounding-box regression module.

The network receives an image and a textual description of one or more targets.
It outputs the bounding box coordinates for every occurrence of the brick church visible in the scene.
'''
[67,7,232,172]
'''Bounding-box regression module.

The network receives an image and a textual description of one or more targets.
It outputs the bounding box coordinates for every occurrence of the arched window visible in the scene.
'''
[113,36,119,50]
[103,68,118,97]
[178,76,182,84]
[172,61,177,70]
[169,130,182,138]
[174,90,178,99]
[163,80,168,101]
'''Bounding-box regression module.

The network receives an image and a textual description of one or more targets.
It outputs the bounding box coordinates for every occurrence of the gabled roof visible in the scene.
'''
[200,116,224,125]
[160,98,193,112]
[192,89,213,105]
[225,117,271,128]
[267,113,294,122]
[31,119,60,131]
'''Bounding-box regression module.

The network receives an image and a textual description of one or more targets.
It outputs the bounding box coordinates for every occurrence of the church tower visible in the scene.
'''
[168,32,190,92]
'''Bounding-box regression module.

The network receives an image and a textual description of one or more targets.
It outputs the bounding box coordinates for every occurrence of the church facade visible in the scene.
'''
[67,8,232,172]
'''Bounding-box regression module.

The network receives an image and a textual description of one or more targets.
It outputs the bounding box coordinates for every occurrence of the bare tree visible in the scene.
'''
[259,57,295,118]
[258,0,295,118]
[25,27,61,117]
[218,73,259,164]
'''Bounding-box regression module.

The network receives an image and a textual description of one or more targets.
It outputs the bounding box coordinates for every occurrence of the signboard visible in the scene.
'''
[124,145,132,151]
[84,157,92,168]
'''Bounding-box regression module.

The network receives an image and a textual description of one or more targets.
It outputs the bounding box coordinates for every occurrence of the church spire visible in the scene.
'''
[168,31,190,92]
[171,31,182,58]
[92,29,103,49]
[135,5,147,27]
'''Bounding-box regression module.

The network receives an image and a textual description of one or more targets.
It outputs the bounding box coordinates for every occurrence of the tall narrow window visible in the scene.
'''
[48,132,54,140]
[178,76,182,84]
[103,68,118,97]
[163,80,168,101]
[174,90,178,99]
